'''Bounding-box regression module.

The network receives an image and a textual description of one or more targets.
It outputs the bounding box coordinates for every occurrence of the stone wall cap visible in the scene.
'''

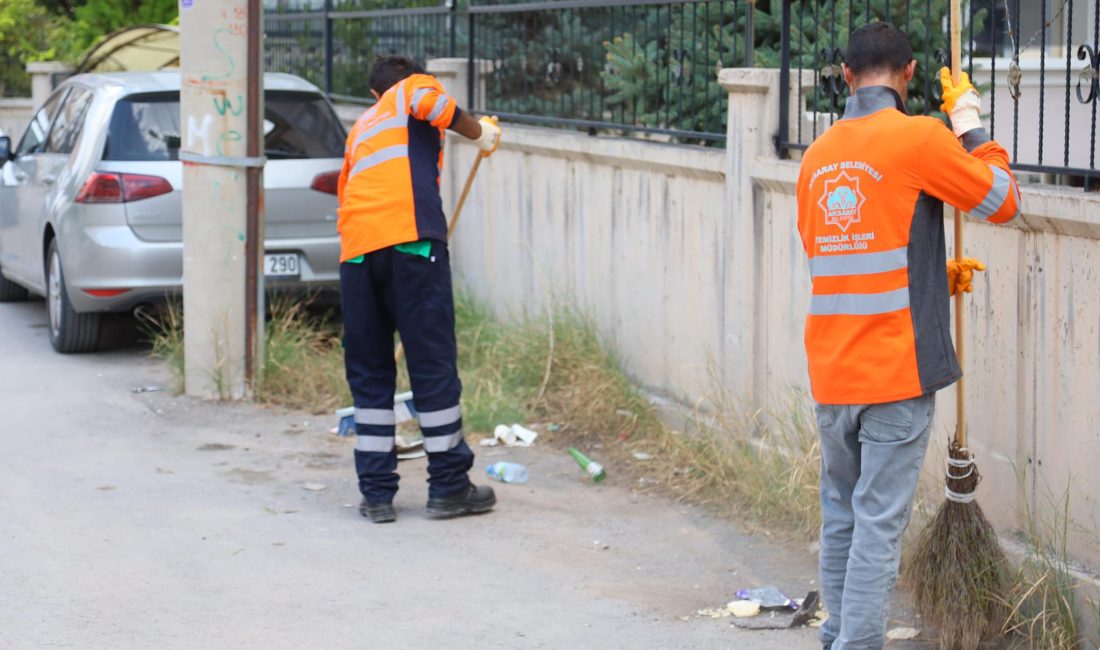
[718,68,779,93]
[26,61,74,74]
[427,58,493,75]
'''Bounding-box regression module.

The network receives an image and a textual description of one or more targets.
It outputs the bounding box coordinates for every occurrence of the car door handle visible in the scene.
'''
[13,172,27,182]
[41,175,56,186]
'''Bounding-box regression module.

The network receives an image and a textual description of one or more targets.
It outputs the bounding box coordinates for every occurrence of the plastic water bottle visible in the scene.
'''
[486,461,528,484]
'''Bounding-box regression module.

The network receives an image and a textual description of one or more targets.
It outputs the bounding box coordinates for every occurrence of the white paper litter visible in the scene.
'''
[726,600,761,618]
[301,482,327,492]
[885,627,920,640]
[481,424,539,448]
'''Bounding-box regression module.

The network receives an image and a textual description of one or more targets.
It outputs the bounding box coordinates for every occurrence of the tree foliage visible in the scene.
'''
[0,0,177,97]
[0,0,68,96]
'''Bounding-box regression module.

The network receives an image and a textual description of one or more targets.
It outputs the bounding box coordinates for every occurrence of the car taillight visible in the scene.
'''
[75,172,122,203]
[310,171,339,195]
[75,172,173,203]
[123,174,174,202]
[82,289,130,297]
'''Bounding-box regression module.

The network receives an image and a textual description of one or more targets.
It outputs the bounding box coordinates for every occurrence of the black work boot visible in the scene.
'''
[425,483,496,519]
[359,499,396,524]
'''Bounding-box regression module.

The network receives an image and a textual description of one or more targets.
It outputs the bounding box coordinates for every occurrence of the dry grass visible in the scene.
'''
[625,391,822,538]
[256,296,349,412]
[453,294,823,538]
[999,483,1090,649]
[138,300,184,391]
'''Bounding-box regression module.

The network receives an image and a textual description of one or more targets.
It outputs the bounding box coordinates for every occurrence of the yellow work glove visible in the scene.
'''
[939,67,983,137]
[473,115,502,155]
[947,257,986,296]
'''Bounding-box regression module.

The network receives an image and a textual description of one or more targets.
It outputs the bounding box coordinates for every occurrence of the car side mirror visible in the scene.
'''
[0,136,11,165]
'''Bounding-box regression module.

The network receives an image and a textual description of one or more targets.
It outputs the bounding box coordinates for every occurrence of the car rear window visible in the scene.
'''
[103,90,346,161]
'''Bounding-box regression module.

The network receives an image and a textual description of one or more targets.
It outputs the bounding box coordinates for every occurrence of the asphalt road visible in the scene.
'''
[0,298,921,649]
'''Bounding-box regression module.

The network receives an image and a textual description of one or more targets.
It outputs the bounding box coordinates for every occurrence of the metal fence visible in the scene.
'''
[265,0,459,104]
[265,0,747,142]
[468,0,750,143]
[776,0,1100,188]
[265,0,1100,171]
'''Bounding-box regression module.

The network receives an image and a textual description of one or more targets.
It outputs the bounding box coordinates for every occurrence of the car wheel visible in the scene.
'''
[46,239,100,353]
[0,263,28,301]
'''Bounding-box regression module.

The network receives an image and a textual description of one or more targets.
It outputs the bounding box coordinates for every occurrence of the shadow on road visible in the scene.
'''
[13,297,153,355]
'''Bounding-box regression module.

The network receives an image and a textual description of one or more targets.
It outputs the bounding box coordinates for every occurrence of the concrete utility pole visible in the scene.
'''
[179,0,264,400]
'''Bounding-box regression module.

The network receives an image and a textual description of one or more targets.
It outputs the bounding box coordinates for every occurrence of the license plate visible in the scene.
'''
[264,253,300,278]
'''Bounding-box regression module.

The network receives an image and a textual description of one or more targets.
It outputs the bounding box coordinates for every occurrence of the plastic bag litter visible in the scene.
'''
[736,586,798,610]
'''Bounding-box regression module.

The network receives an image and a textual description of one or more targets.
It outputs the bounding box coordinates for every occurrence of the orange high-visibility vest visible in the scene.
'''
[337,74,460,261]
[796,86,1020,405]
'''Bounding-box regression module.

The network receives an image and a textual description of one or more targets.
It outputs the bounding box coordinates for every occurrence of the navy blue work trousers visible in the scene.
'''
[339,241,473,503]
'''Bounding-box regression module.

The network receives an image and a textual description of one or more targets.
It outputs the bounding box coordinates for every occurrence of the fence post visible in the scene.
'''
[323,0,334,95]
[448,0,458,58]
[719,68,781,410]
[775,0,791,158]
[743,0,756,67]
[466,11,476,111]
[26,62,73,110]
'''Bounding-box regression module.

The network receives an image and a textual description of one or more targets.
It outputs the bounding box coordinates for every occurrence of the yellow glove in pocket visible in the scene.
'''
[947,257,987,296]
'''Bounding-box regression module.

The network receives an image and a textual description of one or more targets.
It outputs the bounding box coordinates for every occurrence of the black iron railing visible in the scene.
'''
[468,0,749,143]
[265,0,459,104]
[775,0,1100,189]
[265,0,747,142]
[265,0,1100,168]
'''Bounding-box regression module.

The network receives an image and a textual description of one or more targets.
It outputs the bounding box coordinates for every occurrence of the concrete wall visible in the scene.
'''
[0,98,33,141]
[434,68,1100,572]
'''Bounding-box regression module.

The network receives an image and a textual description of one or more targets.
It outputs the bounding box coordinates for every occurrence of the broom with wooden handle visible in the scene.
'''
[900,5,1009,649]
[395,118,499,364]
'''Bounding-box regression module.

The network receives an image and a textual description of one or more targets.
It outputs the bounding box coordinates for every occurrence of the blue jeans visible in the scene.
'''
[815,394,935,650]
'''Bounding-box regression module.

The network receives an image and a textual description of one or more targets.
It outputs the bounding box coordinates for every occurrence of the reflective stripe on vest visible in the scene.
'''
[409,87,432,114]
[426,96,451,123]
[347,82,409,182]
[352,115,407,152]
[809,288,910,316]
[348,145,408,181]
[971,165,1013,220]
[809,246,908,278]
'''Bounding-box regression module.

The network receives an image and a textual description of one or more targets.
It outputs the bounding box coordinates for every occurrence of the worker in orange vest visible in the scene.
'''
[795,23,1019,649]
[337,56,501,523]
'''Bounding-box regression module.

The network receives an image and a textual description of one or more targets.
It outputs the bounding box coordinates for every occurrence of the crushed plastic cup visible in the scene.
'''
[510,424,538,446]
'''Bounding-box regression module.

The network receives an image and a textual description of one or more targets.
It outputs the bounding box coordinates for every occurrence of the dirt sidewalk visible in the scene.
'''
[0,301,926,649]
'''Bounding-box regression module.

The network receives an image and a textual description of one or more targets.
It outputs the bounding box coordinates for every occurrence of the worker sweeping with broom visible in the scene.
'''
[794,21,1019,649]
[337,56,502,523]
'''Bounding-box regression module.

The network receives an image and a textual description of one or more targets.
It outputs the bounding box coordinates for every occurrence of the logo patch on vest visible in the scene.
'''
[819,171,866,233]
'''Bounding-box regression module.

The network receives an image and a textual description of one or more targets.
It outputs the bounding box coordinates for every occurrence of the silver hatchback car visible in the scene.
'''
[0,72,345,352]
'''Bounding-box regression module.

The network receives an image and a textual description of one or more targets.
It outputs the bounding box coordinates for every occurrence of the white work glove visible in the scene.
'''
[473,115,502,155]
[939,67,982,137]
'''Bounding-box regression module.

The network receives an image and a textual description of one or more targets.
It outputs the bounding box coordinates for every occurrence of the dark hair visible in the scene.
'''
[844,22,913,76]
[368,56,426,95]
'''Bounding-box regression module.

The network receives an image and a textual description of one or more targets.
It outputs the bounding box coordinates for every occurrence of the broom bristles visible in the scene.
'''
[901,442,1010,650]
